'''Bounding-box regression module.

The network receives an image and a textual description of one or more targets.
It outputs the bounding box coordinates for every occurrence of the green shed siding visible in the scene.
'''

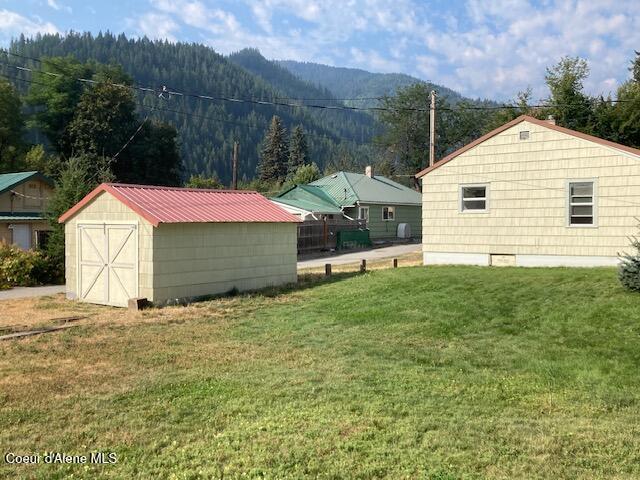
[345,204,421,240]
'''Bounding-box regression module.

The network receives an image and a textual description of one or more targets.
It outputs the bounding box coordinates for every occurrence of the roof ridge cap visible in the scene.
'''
[107,183,258,194]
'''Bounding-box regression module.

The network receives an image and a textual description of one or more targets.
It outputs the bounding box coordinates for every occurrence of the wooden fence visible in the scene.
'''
[297,218,366,253]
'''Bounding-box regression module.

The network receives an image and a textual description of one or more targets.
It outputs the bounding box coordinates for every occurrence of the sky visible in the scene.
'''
[1,0,639,101]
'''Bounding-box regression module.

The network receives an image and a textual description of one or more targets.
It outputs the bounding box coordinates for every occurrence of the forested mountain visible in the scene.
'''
[228,48,378,143]
[7,33,377,183]
[278,60,466,108]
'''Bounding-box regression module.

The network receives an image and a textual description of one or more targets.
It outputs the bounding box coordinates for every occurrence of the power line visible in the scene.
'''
[3,50,636,114]
[0,70,372,148]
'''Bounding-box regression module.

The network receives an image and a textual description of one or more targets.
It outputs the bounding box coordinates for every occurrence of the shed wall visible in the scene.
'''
[64,191,154,300]
[421,120,640,263]
[151,222,297,303]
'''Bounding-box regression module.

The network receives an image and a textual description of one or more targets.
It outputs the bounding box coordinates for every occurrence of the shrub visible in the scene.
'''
[619,236,640,292]
[0,243,61,289]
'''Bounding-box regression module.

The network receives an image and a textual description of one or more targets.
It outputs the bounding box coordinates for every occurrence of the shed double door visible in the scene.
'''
[77,223,138,307]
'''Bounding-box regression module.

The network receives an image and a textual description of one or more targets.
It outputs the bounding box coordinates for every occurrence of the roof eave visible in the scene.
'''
[416,114,640,178]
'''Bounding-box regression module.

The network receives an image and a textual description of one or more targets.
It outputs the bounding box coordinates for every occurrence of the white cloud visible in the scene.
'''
[0,9,59,43]
[136,12,179,41]
[46,0,72,13]
[419,0,640,99]
[129,0,640,100]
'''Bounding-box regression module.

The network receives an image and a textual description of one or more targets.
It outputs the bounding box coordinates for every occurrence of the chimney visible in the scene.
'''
[365,165,374,178]
[545,115,556,125]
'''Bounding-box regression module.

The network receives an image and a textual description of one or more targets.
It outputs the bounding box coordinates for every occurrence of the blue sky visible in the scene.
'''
[1,0,638,100]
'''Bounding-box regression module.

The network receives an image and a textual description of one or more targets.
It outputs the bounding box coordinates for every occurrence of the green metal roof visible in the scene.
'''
[0,171,54,195]
[272,184,343,214]
[309,171,421,206]
[0,212,45,221]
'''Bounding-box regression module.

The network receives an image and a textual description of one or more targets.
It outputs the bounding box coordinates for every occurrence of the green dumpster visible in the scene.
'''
[336,229,372,250]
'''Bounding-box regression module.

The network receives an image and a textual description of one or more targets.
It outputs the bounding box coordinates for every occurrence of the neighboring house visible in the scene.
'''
[0,171,54,250]
[417,115,640,267]
[274,166,422,240]
[270,184,344,220]
[58,183,299,307]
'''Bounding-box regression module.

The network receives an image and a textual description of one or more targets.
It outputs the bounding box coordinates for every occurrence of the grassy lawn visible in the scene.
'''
[1,266,639,479]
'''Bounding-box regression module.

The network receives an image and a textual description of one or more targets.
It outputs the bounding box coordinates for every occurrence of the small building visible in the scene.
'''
[270,184,344,220]
[276,166,422,240]
[0,171,54,250]
[59,183,299,307]
[417,115,640,267]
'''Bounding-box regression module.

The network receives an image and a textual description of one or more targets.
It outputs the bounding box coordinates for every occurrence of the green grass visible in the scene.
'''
[1,266,640,479]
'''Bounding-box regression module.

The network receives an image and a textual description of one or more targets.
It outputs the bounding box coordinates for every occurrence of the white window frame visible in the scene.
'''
[382,206,395,221]
[567,179,597,228]
[358,206,369,222]
[459,183,489,213]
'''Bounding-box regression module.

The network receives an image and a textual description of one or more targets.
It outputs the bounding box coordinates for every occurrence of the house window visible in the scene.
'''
[358,206,369,222]
[382,206,395,221]
[460,184,488,212]
[519,130,530,140]
[568,181,595,226]
[35,230,51,249]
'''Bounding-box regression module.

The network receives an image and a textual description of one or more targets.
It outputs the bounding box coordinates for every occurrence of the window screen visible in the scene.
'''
[568,181,594,225]
[461,185,487,211]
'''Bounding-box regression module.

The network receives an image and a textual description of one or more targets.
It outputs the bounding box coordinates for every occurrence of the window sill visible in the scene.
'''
[566,224,598,229]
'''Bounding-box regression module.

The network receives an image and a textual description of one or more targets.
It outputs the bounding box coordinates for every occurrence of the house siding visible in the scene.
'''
[0,178,54,212]
[63,191,155,301]
[346,204,422,240]
[421,120,640,264]
[0,179,54,247]
[151,222,297,304]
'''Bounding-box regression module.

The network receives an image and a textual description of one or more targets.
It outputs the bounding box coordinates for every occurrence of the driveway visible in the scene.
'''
[298,243,421,269]
[0,285,65,301]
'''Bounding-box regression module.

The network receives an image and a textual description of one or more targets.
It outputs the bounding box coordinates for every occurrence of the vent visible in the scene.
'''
[519,130,530,140]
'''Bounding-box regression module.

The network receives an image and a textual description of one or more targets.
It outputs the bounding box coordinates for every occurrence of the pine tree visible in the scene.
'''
[258,116,288,182]
[288,124,308,177]
[619,226,640,291]
[0,79,25,172]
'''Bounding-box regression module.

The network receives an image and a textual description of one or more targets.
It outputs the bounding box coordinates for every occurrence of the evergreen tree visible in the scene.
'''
[258,116,288,182]
[288,125,308,176]
[619,224,640,291]
[45,155,113,272]
[0,79,25,172]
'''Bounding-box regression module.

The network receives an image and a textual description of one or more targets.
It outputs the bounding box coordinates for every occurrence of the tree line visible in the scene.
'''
[374,53,640,177]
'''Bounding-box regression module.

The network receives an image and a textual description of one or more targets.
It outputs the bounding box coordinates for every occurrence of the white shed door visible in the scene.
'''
[77,223,138,307]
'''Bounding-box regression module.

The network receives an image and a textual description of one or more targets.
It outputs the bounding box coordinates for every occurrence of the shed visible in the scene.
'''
[59,183,299,307]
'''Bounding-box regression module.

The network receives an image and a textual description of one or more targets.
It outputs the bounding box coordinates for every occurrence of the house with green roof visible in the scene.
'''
[0,171,55,250]
[272,166,421,240]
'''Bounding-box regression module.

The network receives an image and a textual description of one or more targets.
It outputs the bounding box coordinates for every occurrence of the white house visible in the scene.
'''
[417,115,640,267]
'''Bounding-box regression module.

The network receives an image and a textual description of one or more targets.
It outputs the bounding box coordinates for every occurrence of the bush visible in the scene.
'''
[0,243,61,289]
[619,237,640,291]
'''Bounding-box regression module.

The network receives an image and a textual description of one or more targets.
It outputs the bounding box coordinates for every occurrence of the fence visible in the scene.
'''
[297,218,367,253]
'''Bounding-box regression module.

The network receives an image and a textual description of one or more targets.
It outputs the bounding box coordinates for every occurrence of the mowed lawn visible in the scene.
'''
[1,266,640,479]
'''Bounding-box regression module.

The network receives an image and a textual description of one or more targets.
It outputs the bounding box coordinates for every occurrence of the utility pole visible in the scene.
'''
[232,141,238,190]
[429,90,436,167]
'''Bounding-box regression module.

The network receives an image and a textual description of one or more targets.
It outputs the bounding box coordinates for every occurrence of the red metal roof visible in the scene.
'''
[59,183,300,226]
